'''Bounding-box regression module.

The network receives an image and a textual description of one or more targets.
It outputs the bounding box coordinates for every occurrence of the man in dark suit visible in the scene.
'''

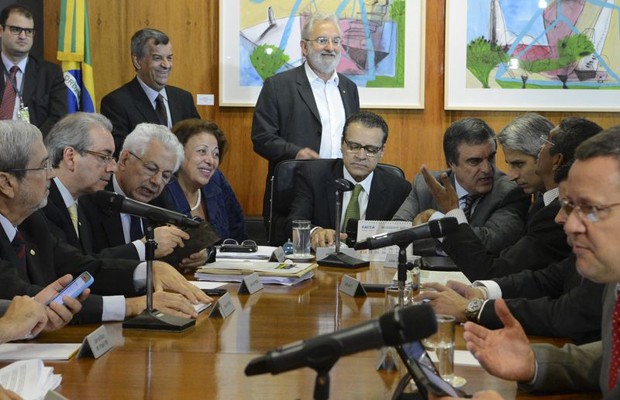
[100,28,200,156]
[440,116,602,280]
[393,118,530,255]
[0,5,67,135]
[0,120,209,324]
[251,13,360,223]
[287,111,411,249]
[455,128,620,400]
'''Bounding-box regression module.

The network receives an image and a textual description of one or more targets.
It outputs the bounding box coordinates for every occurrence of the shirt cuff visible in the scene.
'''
[473,280,502,299]
[133,240,146,261]
[133,262,147,291]
[101,296,127,321]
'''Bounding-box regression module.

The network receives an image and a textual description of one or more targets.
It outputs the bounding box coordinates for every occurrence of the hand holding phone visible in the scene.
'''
[48,272,94,306]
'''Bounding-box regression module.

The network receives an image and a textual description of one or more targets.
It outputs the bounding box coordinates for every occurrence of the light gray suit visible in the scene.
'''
[521,283,618,397]
[392,170,529,255]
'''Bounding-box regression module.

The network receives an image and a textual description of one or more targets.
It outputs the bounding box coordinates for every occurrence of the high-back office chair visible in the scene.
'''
[267,159,406,246]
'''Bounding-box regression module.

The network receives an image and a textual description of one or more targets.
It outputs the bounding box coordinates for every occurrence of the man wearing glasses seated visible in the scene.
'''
[287,111,411,249]
[80,123,207,270]
[0,5,67,135]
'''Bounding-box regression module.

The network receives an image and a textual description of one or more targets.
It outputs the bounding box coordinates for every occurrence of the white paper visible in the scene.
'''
[418,270,471,286]
[428,349,480,367]
[356,220,413,261]
[0,359,61,400]
[0,343,81,361]
[189,281,227,290]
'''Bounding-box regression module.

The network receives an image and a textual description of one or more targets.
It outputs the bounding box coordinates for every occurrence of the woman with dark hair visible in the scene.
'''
[162,119,247,243]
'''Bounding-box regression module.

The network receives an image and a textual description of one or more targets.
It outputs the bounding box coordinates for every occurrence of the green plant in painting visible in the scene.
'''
[519,33,594,73]
[467,36,510,88]
[251,44,289,81]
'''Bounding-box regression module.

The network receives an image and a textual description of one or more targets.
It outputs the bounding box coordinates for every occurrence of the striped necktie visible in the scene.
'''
[0,65,18,120]
[461,194,479,220]
[609,287,620,390]
[155,94,168,127]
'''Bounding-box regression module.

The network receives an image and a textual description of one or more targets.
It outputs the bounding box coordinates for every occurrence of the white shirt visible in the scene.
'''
[340,167,374,230]
[304,63,345,159]
[112,174,146,260]
[1,52,28,119]
[136,76,171,128]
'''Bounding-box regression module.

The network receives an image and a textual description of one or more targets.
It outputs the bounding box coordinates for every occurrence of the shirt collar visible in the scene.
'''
[112,174,127,196]
[136,76,167,104]
[0,212,17,242]
[342,164,373,193]
[453,177,469,199]
[304,62,338,85]
[542,187,559,206]
[1,52,27,74]
[53,177,76,207]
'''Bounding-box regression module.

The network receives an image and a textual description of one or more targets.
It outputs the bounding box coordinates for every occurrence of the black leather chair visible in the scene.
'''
[267,159,406,246]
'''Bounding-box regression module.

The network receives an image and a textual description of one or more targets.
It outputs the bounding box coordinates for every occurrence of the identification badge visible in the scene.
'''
[18,105,30,123]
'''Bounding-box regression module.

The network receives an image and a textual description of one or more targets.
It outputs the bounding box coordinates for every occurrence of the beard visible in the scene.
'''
[306,47,341,76]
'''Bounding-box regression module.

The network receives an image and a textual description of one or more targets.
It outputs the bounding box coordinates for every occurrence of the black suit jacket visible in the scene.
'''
[477,255,604,344]
[100,77,200,155]
[0,211,141,324]
[441,198,571,280]
[251,65,360,216]
[42,180,139,260]
[287,159,411,233]
[0,55,68,135]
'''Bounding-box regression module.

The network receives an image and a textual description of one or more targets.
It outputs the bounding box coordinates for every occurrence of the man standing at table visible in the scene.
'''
[101,28,200,155]
[0,5,67,135]
[251,13,360,224]
[450,127,620,400]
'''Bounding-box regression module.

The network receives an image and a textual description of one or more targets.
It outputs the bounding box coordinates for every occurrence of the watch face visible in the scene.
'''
[467,299,482,312]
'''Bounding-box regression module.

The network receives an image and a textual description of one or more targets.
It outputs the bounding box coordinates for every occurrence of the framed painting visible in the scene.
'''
[445,0,620,111]
[219,0,425,108]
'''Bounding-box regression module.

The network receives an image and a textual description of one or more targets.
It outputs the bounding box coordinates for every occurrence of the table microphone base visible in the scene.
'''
[123,309,195,332]
[317,252,369,269]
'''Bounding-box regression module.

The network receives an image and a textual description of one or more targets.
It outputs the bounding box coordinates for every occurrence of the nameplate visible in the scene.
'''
[339,275,367,297]
[238,272,264,295]
[44,391,69,400]
[208,292,235,318]
[271,246,286,262]
[78,325,112,359]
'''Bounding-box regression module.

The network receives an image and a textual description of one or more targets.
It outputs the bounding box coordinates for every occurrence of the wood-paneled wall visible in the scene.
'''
[42,1,620,216]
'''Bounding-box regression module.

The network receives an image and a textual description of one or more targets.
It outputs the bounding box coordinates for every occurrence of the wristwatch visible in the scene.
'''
[465,298,484,322]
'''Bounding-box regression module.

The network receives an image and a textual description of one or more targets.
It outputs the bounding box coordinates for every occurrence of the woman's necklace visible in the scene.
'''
[189,189,201,211]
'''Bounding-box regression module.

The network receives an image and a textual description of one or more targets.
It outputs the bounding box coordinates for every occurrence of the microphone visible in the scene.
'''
[93,190,200,228]
[334,178,354,192]
[245,304,436,375]
[345,218,358,247]
[354,217,459,250]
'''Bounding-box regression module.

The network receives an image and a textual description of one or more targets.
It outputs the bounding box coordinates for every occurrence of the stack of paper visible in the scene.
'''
[0,359,61,400]
[195,261,316,286]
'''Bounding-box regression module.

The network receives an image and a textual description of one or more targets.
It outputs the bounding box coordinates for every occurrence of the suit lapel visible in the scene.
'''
[326,161,344,227]
[366,171,385,220]
[295,65,321,124]
[128,78,160,124]
[21,56,38,104]
[48,182,81,247]
[0,229,27,281]
[77,204,94,254]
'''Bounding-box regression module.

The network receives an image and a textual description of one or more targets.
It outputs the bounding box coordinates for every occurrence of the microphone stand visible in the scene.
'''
[312,363,336,400]
[317,186,368,269]
[395,240,416,308]
[123,220,196,331]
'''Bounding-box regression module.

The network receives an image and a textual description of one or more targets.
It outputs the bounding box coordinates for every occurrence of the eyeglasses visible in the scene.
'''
[342,138,384,158]
[304,36,342,46]
[222,239,257,247]
[127,151,174,183]
[7,159,52,174]
[560,198,620,223]
[83,150,116,165]
[3,25,35,37]
[540,135,554,147]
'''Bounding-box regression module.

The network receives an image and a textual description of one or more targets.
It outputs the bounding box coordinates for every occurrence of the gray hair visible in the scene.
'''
[131,28,169,58]
[122,123,184,172]
[497,113,554,157]
[0,121,43,180]
[301,13,341,40]
[45,112,113,167]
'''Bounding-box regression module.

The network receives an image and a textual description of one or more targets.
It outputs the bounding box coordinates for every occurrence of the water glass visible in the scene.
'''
[423,314,456,382]
[292,220,311,256]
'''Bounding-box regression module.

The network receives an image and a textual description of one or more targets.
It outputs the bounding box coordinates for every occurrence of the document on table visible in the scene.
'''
[356,220,413,261]
[0,343,81,361]
[0,359,61,400]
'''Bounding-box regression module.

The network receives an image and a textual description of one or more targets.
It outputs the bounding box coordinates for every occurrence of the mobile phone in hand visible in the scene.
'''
[48,272,94,306]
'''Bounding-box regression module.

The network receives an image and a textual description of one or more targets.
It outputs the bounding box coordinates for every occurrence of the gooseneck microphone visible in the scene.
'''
[93,190,199,228]
[245,304,436,376]
[354,217,459,250]
[334,178,355,192]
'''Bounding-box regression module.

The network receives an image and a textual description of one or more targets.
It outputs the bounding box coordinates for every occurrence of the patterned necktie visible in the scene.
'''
[0,66,18,120]
[343,184,363,228]
[461,194,479,220]
[11,230,26,270]
[609,287,620,390]
[68,203,79,236]
[130,216,144,242]
[155,94,168,127]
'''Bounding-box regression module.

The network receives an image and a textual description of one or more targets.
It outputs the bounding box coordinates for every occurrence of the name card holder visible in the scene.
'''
[339,275,367,297]
[270,246,286,262]
[78,325,113,359]
[238,272,264,295]
[208,292,236,319]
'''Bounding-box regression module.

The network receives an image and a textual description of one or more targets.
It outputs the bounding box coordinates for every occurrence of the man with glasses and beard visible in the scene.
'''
[251,13,360,227]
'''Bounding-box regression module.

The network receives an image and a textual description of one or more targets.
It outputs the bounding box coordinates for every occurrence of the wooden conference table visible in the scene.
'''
[27,263,599,400]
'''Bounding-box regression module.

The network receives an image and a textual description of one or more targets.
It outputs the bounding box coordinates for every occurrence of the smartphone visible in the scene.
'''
[48,272,94,306]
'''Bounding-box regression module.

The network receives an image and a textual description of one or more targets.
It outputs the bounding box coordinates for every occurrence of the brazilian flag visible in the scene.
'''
[57,0,95,113]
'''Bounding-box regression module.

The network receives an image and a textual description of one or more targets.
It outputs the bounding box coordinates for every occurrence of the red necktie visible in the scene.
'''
[0,66,18,120]
[610,287,620,390]
[11,230,26,270]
